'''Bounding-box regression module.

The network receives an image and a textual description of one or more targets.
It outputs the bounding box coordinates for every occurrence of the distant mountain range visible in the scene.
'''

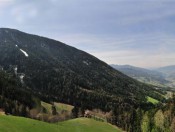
[156,65,175,87]
[111,64,175,88]
[156,65,175,78]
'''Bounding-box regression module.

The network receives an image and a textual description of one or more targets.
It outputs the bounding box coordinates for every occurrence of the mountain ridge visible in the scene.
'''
[0,28,152,103]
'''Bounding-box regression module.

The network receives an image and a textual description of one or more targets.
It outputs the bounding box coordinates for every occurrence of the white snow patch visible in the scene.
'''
[19,74,25,84]
[83,61,89,65]
[0,66,3,71]
[20,49,29,57]
[16,45,18,47]
[20,75,24,80]
[14,66,18,75]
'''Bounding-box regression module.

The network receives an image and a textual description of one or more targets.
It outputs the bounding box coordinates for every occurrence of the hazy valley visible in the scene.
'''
[111,64,175,89]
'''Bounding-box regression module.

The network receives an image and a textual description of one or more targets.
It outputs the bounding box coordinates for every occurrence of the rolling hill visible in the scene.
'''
[155,65,175,87]
[111,64,175,88]
[156,65,175,74]
[0,115,122,132]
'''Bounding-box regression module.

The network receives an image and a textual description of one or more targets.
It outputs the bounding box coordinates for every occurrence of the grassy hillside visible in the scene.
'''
[54,102,74,112]
[41,101,74,114]
[0,115,122,132]
[147,96,159,104]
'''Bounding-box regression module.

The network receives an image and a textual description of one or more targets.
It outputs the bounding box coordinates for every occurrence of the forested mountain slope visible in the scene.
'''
[0,71,34,116]
[0,28,159,107]
[0,28,167,131]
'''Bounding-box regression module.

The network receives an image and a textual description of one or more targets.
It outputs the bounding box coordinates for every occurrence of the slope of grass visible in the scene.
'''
[0,115,122,132]
[41,101,74,114]
[0,115,57,132]
[58,117,122,132]
[41,101,52,114]
[54,102,74,112]
[141,112,150,132]
[147,96,159,104]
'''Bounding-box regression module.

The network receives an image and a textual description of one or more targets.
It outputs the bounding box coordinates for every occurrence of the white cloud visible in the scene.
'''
[0,0,14,6]
[0,0,14,15]
[91,49,175,68]
[28,8,38,17]
[10,3,38,24]
[117,8,175,26]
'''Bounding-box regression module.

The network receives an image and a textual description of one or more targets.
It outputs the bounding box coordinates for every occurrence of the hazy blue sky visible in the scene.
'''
[0,0,175,68]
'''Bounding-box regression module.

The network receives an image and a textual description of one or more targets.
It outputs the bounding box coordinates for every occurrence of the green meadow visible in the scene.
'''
[147,96,159,104]
[0,115,122,132]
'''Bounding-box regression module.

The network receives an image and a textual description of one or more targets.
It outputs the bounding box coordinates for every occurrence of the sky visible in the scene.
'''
[0,0,175,68]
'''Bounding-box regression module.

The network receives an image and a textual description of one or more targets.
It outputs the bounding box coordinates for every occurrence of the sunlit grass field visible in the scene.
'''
[0,115,122,132]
